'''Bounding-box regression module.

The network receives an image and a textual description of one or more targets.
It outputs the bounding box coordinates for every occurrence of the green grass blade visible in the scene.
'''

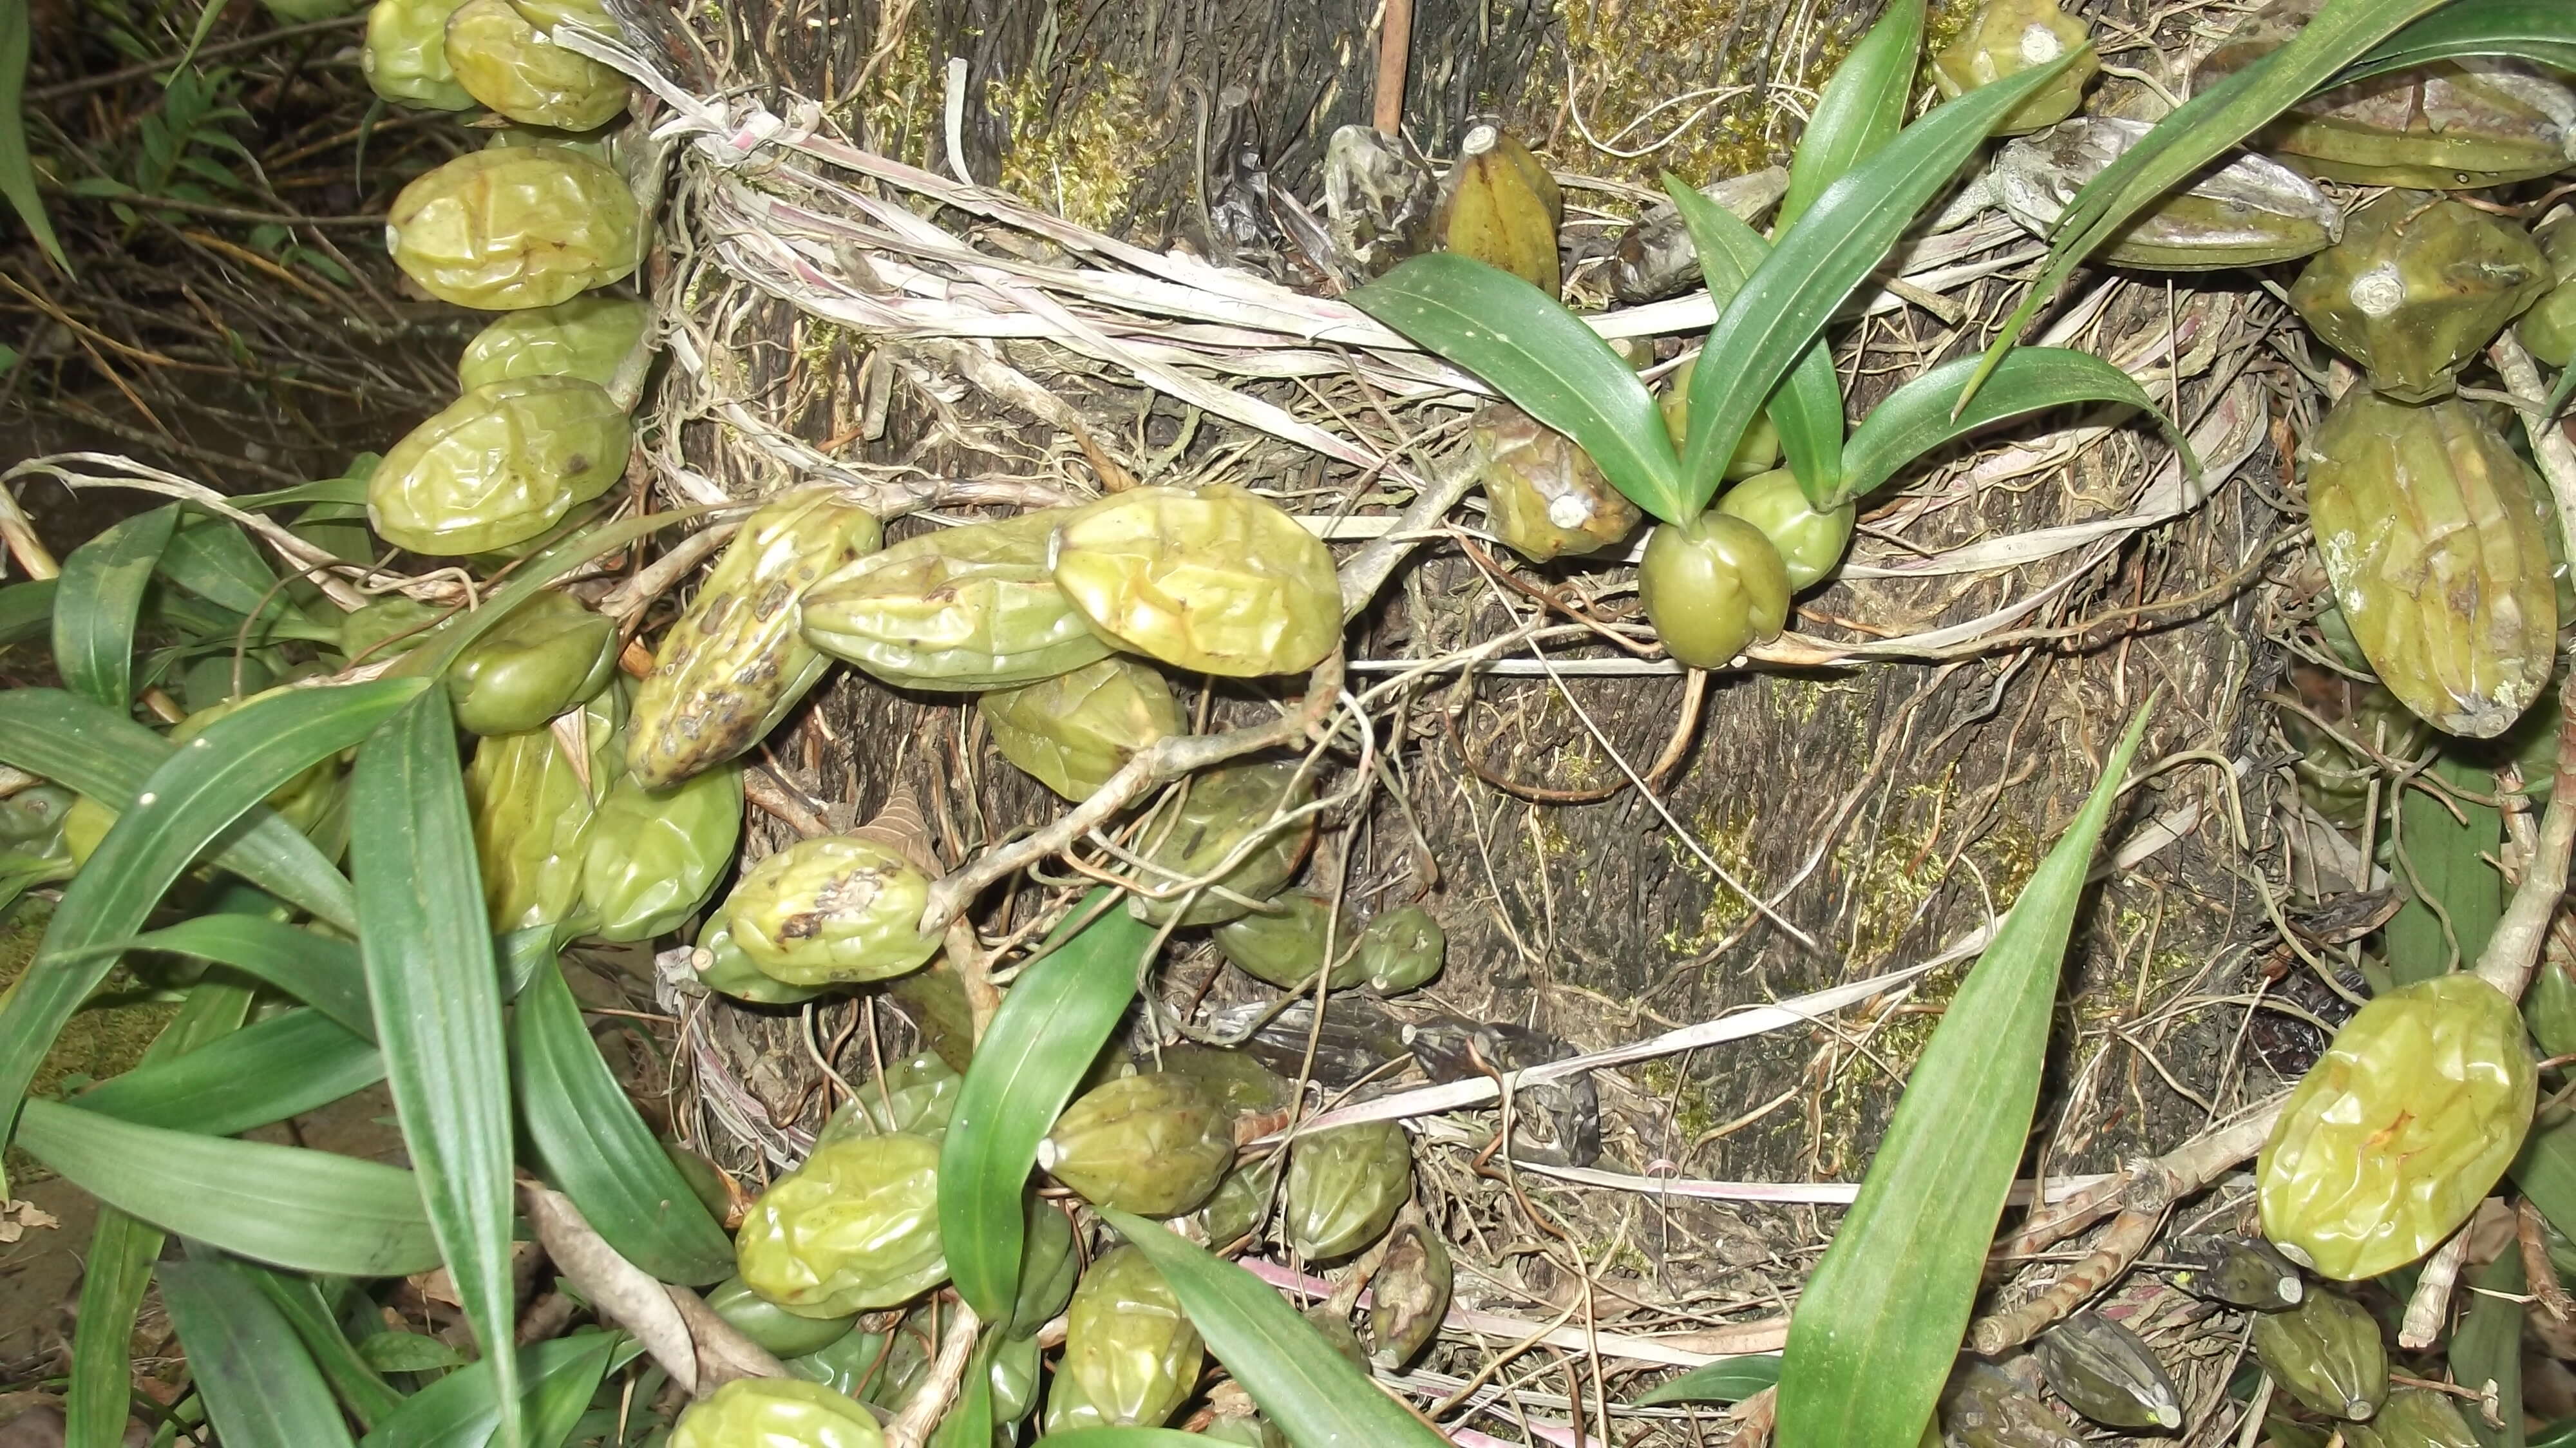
[18,1097,442,1275]
[1967,0,2447,408]
[1832,347,2185,510]
[0,0,70,274]
[68,1211,163,1448]
[70,914,373,1038]
[357,1333,635,1448]
[352,685,522,1448]
[0,688,355,926]
[71,1009,382,1135]
[65,978,254,1448]
[0,680,416,1151]
[158,1252,359,1448]
[941,890,1154,1320]
[513,957,734,1285]
[1347,254,1688,522]
[245,1268,405,1431]
[1678,50,2081,516]
[1099,1210,1451,1448]
[53,504,180,710]
[1777,0,1924,229]
[2335,0,2576,81]
[1774,701,2154,1448]
[2517,1116,2576,1241]
[1662,177,1846,506]
[0,578,53,644]
[2387,755,2503,984]
[1632,1354,1784,1406]
[2454,1248,2526,1448]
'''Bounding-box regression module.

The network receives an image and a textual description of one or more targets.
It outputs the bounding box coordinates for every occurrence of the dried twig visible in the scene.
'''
[884,1301,981,1448]
[1969,1206,2163,1355]
[2399,1226,2472,1349]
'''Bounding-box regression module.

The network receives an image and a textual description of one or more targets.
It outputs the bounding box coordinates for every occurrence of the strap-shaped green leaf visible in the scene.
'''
[1631,1354,1783,1406]
[515,957,734,1285]
[0,579,53,645]
[159,1252,359,1448]
[1774,702,2153,1448]
[1097,1210,1451,1448]
[2386,755,2503,984]
[2454,1248,2526,1448]
[2515,1116,2576,1241]
[0,0,70,274]
[1678,50,2082,517]
[245,1268,404,1431]
[940,891,1154,1320]
[53,504,179,710]
[159,513,339,645]
[1777,0,1924,229]
[1661,176,1846,506]
[71,1008,382,1136]
[61,914,374,1037]
[0,679,417,1157]
[1967,0,2448,407]
[1348,254,1688,522]
[1832,347,2186,510]
[0,689,355,924]
[357,1333,636,1448]
[17,1097,442,1275]
[2334,0,2576,84]
[65,978,254,1448]
[352,685,523,1448]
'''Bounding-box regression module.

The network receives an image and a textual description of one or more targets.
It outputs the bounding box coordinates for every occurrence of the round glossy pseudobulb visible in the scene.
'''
[368,376,629,556]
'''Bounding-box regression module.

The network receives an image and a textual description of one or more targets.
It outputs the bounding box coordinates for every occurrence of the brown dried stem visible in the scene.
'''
[1969,1206,2162,1355]
[916,649,1347,932]
[884,1300,981,1448]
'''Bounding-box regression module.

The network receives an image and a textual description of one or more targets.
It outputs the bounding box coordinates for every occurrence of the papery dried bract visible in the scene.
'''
[1993,116,2340,270]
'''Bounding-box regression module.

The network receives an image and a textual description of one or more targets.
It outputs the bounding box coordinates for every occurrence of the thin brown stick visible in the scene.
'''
[26,14,367,99]
[2399,1226,2472,1349]
[884,1300,981,1448]
[1441,666,1705,804]
[1968,1207,2161,1355]
[1998,1094,2287,1258]
[1373,0,1414,135]
[2522,1199,2575,1322]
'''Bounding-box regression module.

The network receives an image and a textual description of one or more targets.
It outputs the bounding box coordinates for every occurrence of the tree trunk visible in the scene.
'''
[641,0,2280,1299]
